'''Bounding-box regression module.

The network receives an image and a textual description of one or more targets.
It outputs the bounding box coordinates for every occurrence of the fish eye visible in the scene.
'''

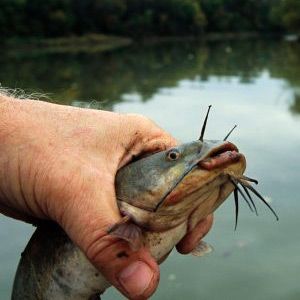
[166,149,180,161]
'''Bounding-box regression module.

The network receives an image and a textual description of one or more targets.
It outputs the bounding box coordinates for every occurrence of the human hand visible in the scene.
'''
[0,94,213,299]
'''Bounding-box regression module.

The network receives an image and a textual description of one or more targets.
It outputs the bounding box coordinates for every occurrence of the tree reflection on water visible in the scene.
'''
[0,39,299,113]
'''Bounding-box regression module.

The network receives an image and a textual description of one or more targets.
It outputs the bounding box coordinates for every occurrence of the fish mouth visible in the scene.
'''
[153,141,244,212]
[206,141,238,157]
[158,141,245,210]
[198,142,242,171]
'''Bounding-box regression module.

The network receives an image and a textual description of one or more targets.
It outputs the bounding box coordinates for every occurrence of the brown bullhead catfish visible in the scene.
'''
[11,107,278,300]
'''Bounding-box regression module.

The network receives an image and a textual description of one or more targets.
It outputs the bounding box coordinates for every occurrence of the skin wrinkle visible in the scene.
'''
[89,238,159,299]
[0,95,214,300]
[0,156,37,223]
[118,133,176,169]
[117,114,168,168]
[86,244,159,299]
[17,154,32,216]
[0,157,10,203]
[117,117,141,168]
[87,235,127,263]
[45,167,88,226]
[62,183,121,251]
[4,156,20,210]
[32,152,52,219]
[32,149,64,219]
[111,116,123,167]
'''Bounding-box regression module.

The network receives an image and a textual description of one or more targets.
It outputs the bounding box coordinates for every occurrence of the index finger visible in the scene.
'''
[176,214,214,254]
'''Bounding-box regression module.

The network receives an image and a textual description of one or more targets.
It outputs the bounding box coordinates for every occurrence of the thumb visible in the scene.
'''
[57,184,159,300]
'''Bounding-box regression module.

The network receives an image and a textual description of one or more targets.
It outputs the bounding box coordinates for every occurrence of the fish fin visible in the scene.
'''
[191,240,214,257]
[108,217,143,251]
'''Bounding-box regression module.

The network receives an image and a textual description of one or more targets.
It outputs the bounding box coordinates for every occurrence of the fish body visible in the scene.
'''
[12,138,246,300]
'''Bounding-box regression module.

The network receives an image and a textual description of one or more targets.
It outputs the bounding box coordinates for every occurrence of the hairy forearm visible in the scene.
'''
[0,90,9,102]
[0,92,182,298]
[0,94,27,150]
[0,94,46,221]
[0,93,17,149]
[0,90,18,106]
[0,95,23,211]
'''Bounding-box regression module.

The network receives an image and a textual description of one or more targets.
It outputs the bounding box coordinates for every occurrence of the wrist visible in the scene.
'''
[0,91,16,105]
[0,95,43,219]
[0,94,12,142]
[0,91,8,103]
[0,94,21,144]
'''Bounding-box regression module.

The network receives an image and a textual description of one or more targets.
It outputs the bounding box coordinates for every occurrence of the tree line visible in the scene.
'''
[0,0,299,38]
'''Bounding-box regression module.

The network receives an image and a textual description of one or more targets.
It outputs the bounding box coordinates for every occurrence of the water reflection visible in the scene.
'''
[1,39,300,113]
[290,93,300,114]
[0,39,300,300]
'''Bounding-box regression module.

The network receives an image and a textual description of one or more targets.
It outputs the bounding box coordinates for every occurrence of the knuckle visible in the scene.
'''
[84,229,116,264]
[125,113,155,128]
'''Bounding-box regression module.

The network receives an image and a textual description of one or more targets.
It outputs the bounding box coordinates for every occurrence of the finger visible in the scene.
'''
[56,184,159,300]
[176,214,214,254]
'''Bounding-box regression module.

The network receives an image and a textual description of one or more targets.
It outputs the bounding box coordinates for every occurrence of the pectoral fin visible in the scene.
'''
[107,216,143,251]
[191,240,214,257]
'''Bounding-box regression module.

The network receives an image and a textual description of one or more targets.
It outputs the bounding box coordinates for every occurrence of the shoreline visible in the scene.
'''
[2,34,133,55]
[138,32,283,45]
[2,32,297,56]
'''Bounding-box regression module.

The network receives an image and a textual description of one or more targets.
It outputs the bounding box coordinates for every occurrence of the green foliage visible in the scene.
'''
[271,0,300,32]
[25,0,74,37]
[0,0,206,37]
[200,0,278,32]
[0,0,74,37]
[0,0,26,37]
[0,0,299,38]
[72,0,206,36]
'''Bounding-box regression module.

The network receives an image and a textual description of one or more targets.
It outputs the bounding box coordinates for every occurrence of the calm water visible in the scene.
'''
[0,39,300,300]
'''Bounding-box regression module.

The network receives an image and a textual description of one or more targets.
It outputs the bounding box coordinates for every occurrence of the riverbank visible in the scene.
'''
[138,32,283,44]
[2,34,133,55]
[2,32,298,57]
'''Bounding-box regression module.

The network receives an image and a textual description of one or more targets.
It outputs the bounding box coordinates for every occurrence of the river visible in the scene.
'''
[0,38,300,300]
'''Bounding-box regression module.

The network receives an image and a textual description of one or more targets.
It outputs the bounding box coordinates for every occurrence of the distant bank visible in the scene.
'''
[2,34,133,55]
[4,32,298,56]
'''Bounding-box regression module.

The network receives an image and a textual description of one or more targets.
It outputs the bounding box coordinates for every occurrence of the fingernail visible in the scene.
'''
[118,261,153,297]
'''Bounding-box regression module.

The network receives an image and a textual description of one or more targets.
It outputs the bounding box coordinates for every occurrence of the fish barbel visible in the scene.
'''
[12,107,278,299]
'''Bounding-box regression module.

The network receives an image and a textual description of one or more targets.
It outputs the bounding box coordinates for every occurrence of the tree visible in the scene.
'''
[271,0,300,32]
[0,0,27,37]
[24,0,74,37]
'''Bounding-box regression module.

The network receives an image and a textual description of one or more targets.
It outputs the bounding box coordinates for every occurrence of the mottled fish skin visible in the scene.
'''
[12,224,109,300]
[12,139,246,300]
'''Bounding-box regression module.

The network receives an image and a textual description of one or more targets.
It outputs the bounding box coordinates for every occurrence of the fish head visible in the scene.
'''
[116,138,246,231]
